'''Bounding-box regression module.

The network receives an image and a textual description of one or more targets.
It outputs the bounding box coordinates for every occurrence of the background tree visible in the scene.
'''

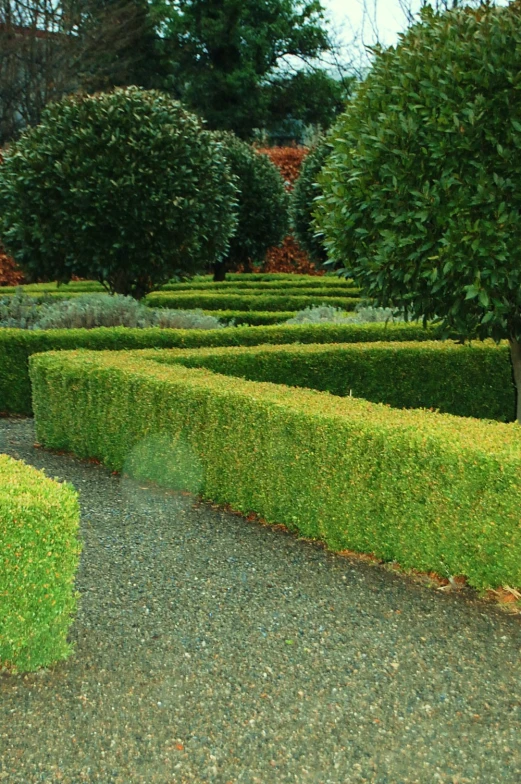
[160,0,336,138]
[315,3,521,423]
[0,0,167,145]
[211,131,289,281]
[0,87,238,298]
[262,69,353,145]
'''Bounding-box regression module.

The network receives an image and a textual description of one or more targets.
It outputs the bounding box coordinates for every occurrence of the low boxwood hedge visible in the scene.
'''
[145,292,361,312]
[0,322,447,415]
[162,282,360,295]
[29,349,521,592]
[137,339,517,421]
[207,310,295,326]
[0,454,81,673]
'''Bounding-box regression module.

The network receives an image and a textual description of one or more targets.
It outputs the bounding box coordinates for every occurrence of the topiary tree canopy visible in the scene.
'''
[290,136,331,266]
[315,3,521,423]
[0,87,238,299]
[211,132,289,281]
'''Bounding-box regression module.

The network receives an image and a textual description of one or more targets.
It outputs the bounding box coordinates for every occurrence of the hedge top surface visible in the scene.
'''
[30,349,521,460]
[133,337,507,366]
[0,452,72,500]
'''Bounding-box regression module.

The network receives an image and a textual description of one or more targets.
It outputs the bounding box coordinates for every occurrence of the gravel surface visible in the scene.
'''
[1,417,520,784]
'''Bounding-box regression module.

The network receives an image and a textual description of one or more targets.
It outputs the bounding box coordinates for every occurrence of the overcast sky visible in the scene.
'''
[322,0,420,49]
[320,0,510,66]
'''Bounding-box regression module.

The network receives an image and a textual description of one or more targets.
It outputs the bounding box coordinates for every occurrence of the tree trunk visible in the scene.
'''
[213,261,227,282]
[509,337,521,425]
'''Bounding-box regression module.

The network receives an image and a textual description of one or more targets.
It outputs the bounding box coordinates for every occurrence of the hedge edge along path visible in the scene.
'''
[29,349,521,593]
[0,321,448,415]
[0,454,81,674]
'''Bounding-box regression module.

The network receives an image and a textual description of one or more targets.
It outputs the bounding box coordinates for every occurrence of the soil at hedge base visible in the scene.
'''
[1,418,520,784]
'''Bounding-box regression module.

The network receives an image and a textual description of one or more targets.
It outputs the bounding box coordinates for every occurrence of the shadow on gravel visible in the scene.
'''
[1,418,520,784]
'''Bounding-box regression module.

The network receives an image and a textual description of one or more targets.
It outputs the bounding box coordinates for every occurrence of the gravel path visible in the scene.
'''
[1,418,520,784]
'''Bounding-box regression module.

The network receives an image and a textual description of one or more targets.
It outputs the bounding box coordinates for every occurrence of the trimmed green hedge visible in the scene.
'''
[29,349,521,592]
[0,276,354,296]
[0,454,81,673]
[164,285,359,298]
[0,281,105,294]
[137,340,516,421]
[145,292,361,312]
[194,272,332,282]
[0,322,447,415]
[207,310,295,326]
[162,281,360,295]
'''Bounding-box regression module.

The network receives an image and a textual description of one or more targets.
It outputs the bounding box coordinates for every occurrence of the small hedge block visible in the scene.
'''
[0,455,81,673]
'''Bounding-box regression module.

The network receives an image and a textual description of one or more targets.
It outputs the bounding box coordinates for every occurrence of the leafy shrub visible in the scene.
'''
[346,305,405,324]
[285,303,403,325]
[212,132,289,279]
[285,305,350,324]
[314,4,521,420]
[290,137,331,266]
[0,289,51,328]
[0,293,225,330]
[0,87,238,299]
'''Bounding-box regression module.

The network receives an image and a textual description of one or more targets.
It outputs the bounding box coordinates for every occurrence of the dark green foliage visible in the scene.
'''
[0,87,238,299]
[145,292,361,311]
[29,348,521,591]
[149,340,516,422]
[208,311,296,326]
[316,4,521,345]
[290,137,331,265]
[0,454,81,673]
[0,320,448,415]
[162,0,331,138]
[263,70,352,144]
[211,133,289,277]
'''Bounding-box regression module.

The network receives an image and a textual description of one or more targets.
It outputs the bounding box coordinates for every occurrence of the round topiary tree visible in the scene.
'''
[315,3,521,423]
[290,137,331,267]
[0,87,238,299]
[211,132,289,281]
